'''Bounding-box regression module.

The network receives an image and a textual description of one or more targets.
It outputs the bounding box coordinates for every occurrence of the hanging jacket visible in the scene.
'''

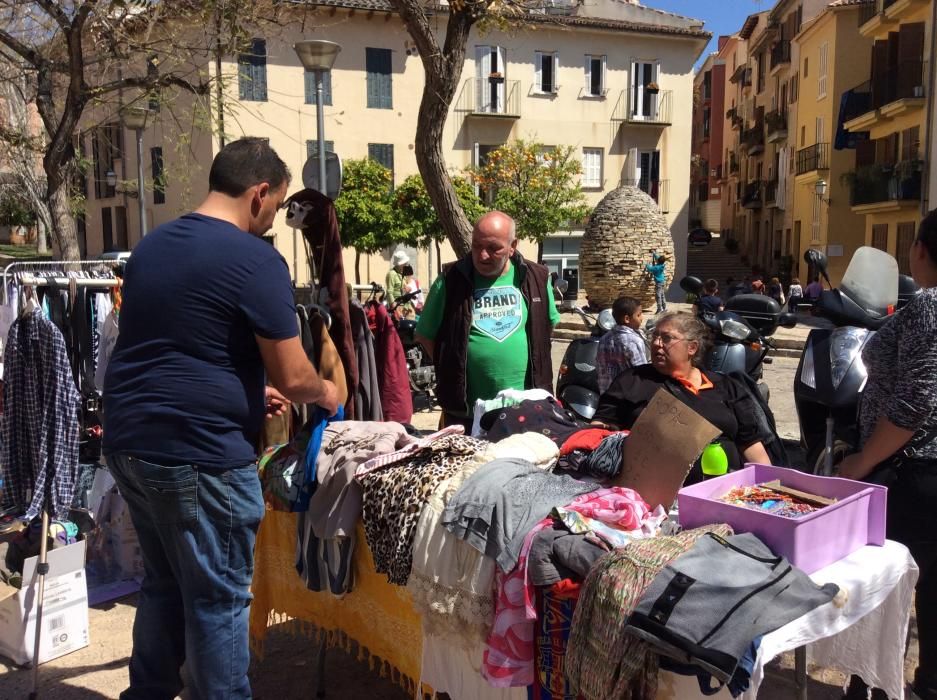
[350,301,382,421]
[286,187,358,417]
[366,301,413,424]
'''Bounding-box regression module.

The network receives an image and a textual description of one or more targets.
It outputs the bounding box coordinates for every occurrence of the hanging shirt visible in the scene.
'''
[1,309,81,520]
[103,213,299,469]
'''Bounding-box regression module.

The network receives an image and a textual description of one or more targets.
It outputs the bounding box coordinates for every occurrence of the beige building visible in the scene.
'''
[77,0,708,293]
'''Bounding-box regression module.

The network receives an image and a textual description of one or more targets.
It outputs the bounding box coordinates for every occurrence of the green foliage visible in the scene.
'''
[393,174,487,248]
[0,192,36,228]
[334,158,398,253]
[466,139,591,243]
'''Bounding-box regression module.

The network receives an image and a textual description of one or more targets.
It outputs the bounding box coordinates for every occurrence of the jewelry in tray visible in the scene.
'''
[719,480,837,519]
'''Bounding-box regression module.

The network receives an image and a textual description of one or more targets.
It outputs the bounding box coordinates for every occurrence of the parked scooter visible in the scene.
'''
[674,277,798,403]
[793,247,920,475]
[555,305,616,420]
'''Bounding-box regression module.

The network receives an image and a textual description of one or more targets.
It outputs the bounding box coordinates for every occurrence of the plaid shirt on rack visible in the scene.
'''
[1,309,81,520]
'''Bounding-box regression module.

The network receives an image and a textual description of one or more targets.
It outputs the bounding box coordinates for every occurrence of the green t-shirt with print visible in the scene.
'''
[416,262,560,410]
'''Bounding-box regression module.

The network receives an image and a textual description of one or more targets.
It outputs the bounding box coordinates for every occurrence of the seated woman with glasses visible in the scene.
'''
[591,311,771,482]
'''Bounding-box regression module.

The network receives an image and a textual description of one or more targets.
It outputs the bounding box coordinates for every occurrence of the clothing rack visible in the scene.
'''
[2,259,120,699]
[3,259,122,304]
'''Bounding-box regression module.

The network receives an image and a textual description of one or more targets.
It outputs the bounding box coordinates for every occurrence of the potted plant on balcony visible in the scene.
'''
[488,71,504,84]
[645,81,660,94]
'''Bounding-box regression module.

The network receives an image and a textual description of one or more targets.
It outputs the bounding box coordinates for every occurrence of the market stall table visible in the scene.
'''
[250,512,917,699]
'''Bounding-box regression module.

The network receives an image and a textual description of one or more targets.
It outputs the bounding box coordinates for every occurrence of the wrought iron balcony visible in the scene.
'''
[770,41,791,70]
[612,89,673,125]
[849,161,924,207]
[795,143,830,175]
[742,180,763,209]
[456,77,521,118]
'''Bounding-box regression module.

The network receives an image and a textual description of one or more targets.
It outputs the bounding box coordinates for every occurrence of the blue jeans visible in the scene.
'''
[655,282,667,312]
[106,454,265,700]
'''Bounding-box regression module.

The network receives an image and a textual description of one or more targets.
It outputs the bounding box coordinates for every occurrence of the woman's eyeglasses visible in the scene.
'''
[650,331,687,347]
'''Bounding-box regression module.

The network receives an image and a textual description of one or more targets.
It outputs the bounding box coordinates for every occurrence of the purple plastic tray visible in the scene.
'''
[677,464,887,573]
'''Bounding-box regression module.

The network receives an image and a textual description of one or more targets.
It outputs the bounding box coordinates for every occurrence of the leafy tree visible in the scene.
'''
[394,174,486,274]
[334,158,398,283]
[0,0,298,259]
[387,0,542,259]
[467,140,591,252]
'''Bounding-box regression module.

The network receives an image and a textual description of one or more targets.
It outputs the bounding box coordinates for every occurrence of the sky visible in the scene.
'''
[644,1,774,68]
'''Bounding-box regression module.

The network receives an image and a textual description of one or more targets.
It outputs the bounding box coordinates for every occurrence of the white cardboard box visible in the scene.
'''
[0,540,89,666]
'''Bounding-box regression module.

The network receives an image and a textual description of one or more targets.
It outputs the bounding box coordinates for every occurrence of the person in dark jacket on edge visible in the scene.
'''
[103,139,339,699]
[415,211,560,430]
[837,209,937,700]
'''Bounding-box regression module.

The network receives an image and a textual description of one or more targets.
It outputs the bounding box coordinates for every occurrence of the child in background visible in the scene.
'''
[596,296,649,394]
[645,251,668,314]
[696,279,724,313]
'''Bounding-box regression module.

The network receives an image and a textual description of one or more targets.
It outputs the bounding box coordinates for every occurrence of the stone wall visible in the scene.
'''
[580,186,676,309]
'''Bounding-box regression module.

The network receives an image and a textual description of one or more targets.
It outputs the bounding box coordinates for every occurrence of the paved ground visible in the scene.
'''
[0,342,918,698]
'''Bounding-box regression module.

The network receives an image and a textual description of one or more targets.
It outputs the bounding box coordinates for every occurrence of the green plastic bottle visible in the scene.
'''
[701,442,729,477]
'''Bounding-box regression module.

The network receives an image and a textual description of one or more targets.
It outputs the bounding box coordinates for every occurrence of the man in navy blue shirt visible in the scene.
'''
[103,138,338,700]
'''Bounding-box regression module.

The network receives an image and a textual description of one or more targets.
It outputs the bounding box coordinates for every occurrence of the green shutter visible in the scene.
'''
[367,143,394,188]
[306,140,335,160]
[305,69,333,105]
[366,48,392,109]
[252,39,267,101]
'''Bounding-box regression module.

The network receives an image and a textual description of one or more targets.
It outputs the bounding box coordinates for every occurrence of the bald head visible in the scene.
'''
[471,211,518,278]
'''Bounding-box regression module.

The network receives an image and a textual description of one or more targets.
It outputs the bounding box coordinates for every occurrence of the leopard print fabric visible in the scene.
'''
[359,434,490,585]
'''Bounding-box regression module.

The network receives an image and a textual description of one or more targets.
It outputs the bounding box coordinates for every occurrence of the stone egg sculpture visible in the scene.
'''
[580,185,675,309]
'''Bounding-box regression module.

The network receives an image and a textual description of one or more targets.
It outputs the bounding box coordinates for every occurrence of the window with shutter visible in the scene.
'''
[582,148,602,188]
[896,222,915,274]
[536,52,556,93]
[368,143,395,187]
[366,48,393,109]
[102,207,114,252]
[872,224,888,252]
[818,43,828,99]
[304,69,333,105]
[238,38,267,102]
[306,140,335,160]
[151,147,165,205]
[115,206,129,249]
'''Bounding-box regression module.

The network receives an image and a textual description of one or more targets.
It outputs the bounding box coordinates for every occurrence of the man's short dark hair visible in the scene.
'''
[612,296,642,323]
[208,138,290,197]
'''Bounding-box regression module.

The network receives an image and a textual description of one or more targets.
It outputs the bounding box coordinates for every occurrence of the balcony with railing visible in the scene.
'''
[729,153,740,175]
[612,89,673,125]
[742,180,763,209]
[770,41,791,72]
[741,123,765,155]
[844,60,926,131]
[765,109,787,143]
[765,179,779,207]
[858,0,904,35]
[795,143,830,175]
[849,160,924,210]
[729,66,752,88]
[621,178,670,212]
[455,77,521,118]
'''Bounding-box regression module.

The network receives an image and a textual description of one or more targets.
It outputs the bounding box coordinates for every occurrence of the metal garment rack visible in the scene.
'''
[2,259,120,700]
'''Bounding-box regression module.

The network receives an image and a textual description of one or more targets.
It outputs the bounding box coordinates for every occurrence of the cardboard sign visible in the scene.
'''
[613,389,720,509]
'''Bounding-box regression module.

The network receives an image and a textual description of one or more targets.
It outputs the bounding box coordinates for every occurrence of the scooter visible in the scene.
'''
[793,246,919,475]
[675,277,799,403]
[555,305,616,420]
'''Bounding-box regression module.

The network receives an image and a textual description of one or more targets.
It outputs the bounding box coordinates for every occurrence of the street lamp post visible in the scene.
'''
[293,40,341,195]
[121,106,152,239]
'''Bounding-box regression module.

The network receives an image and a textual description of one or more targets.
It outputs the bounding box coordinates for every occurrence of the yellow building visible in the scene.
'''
[842,0,932,277]
[791,0,874,285]
[77,0,709,292]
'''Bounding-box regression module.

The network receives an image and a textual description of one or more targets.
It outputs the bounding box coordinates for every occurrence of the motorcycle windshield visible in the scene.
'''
[839,246,898,317]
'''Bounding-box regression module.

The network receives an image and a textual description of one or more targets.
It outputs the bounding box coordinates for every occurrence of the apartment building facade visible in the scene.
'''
[690,45,726,233]
[842,0,932,277]
[77,0,708,291]
[791,1,873,285]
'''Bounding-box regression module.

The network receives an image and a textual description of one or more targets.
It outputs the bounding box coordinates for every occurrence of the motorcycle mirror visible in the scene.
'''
[804,248,832,288]
[555,279,569,294]
[680,276,704,295]
[778,312,798,328]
